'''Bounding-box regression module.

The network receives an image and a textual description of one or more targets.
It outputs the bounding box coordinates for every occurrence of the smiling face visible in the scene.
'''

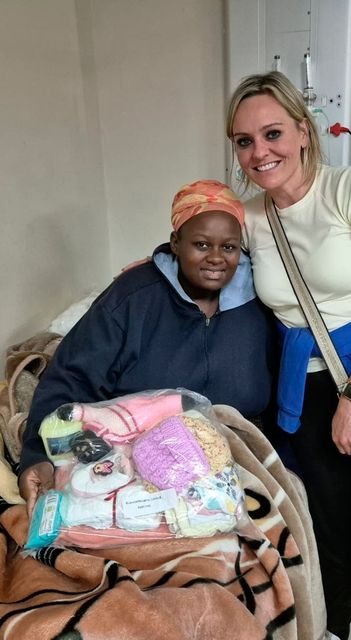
[170,211,241,303]
[232,93,309,206]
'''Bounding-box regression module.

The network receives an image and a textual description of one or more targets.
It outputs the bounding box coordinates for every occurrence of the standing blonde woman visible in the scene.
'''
[227,70,351,640]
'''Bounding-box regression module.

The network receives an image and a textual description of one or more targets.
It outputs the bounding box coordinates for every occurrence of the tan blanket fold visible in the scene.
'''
[5,331,63,367]
[0,431,23,504]
[0,331,62,465]
[0,406,327,640]
[213,405,326,640]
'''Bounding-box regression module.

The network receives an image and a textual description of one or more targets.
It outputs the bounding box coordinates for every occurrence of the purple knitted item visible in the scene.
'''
[132,416,210,492]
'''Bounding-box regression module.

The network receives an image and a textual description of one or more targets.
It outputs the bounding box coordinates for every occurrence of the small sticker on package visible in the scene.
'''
[121,487,178,518]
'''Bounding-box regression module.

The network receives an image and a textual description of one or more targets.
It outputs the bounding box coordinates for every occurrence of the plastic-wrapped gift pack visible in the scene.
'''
[26,388,246,549]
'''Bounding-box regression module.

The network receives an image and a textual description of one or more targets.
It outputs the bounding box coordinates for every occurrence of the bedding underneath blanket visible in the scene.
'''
[0,405,327,640]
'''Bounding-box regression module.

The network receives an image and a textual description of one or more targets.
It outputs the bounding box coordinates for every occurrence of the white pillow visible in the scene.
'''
[48,291,100,335]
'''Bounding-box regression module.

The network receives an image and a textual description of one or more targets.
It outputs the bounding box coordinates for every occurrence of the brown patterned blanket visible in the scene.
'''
[0,403,327,640]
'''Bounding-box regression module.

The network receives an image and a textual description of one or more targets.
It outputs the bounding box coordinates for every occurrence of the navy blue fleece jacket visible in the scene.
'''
[19,244,275,474]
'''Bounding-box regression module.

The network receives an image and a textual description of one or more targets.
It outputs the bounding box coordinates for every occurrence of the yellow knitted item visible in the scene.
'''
[182,413,231,474]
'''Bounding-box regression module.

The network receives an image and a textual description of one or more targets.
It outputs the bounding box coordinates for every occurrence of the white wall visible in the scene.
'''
[311,0,351,166]
[91,0,226,273]
[225,0,351,171]
[0,0,226,370]
[0,0,109,365]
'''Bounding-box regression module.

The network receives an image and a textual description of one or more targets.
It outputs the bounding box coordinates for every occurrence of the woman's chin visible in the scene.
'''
[198,275,231,292]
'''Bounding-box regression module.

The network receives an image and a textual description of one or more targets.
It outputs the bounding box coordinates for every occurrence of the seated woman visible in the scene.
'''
[19,179,275,514]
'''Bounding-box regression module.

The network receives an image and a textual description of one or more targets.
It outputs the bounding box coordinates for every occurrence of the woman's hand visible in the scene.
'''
[332,396,351,455]
[121,257,151,272]
[18,461,54,519]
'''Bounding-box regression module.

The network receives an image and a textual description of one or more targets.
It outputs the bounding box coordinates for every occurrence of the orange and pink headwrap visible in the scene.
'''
[171,179,244,232]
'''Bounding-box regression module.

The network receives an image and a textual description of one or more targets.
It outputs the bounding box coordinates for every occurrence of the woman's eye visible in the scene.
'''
[266,129,281,140]
[235,137,251,148]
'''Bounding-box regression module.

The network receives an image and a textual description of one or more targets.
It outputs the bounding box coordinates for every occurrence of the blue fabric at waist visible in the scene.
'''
[276,320,351,433]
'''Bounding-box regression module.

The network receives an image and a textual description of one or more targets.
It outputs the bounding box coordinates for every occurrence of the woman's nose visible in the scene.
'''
[207,248,223,263]
[252,138,269,160]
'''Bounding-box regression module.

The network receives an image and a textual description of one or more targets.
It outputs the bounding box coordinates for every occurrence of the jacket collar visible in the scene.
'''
[153,243,256,311]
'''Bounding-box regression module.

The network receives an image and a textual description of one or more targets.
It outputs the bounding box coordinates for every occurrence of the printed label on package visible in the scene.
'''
[39,492,60,535]
[121,488,177,517]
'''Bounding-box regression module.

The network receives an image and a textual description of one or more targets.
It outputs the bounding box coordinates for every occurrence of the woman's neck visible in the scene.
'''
[194,296,219,319]
[177,271,219,318]
[269,175,314,209]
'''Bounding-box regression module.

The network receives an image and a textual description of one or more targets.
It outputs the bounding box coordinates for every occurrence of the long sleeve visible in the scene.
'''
[19,297,125,474]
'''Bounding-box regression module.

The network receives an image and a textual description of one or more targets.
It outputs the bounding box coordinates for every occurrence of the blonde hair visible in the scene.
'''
[226,71,323,190]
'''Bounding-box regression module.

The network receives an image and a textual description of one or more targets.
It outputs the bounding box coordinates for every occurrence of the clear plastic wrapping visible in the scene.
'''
[26,389,246,549]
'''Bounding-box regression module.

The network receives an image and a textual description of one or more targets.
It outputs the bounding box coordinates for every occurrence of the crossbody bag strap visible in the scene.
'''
[264,192,348,393]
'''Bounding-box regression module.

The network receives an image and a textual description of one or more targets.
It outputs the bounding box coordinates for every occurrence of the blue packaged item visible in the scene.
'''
[25,490,63,549]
